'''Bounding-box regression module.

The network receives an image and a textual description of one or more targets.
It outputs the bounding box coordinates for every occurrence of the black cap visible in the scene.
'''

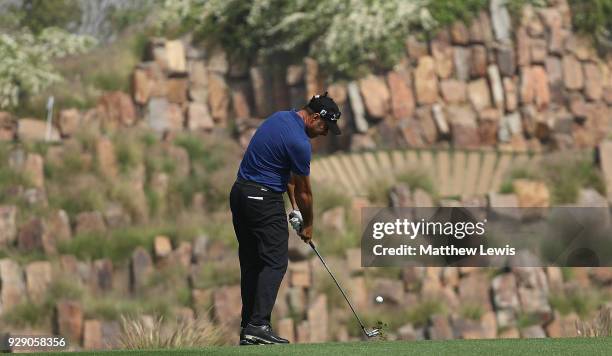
[307,92,341,135]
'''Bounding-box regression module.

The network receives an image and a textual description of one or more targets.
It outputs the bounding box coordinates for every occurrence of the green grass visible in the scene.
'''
[40,337,612,355]
[57,225,179,265]
[549,289,610,318]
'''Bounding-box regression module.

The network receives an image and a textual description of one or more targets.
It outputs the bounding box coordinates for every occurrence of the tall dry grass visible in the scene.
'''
[576,307,612,337]
[119,314,226,349]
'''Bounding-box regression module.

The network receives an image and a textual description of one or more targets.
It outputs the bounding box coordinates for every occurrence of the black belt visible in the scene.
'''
[236,177,277,193]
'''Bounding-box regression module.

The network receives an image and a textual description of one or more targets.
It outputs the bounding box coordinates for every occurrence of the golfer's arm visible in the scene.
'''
[293,174,313,228]
[287,175,298,210]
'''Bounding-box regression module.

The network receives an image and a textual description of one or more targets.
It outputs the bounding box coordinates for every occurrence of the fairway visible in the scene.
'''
[38,337,612,356]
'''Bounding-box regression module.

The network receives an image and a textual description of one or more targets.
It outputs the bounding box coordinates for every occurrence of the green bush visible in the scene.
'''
[549,289,608,318]
[569,0,612,53]
[460,303,484,321]
[58,225,177,264]
[191,261,241,289]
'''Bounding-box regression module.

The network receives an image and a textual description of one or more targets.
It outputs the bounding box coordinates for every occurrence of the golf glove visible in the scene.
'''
[288,210,303,232]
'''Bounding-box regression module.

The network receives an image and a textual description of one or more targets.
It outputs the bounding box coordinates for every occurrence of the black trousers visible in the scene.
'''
[229,179,288,328]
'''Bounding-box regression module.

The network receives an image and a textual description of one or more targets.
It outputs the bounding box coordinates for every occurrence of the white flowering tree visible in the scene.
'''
[157,0,433,78]
[0,28,96,109]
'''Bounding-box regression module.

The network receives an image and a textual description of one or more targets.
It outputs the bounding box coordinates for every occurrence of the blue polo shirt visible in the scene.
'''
[238,110,311,192]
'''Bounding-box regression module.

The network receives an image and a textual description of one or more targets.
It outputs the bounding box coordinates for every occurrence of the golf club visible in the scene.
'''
[308,241,381,338]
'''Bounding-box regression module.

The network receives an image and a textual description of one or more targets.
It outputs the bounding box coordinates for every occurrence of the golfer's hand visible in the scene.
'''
[288,210,303,232]
[299,225,312,243]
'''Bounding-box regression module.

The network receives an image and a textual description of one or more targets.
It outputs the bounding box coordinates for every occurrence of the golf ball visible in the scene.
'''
[376,296,383,303]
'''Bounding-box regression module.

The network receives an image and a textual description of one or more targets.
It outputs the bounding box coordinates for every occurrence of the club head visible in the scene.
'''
[364,328,381,338]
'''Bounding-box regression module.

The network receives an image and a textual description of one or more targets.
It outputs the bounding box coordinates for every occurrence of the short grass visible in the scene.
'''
[40,337,612,356]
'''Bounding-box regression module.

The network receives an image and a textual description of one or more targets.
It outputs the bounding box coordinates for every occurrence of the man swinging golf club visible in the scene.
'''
[230,92,341,345]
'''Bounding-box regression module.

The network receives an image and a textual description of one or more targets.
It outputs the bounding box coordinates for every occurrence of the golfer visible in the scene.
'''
[230,92,341,345]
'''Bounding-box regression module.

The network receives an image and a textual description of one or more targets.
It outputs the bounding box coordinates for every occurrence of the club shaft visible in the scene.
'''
[309,241,367,332]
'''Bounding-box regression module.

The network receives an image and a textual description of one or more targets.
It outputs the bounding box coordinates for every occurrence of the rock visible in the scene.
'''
[490,0,512,42]
[387,71,415,120]
[305,57,323,99]
[208,73,229,125]
[0,111,16,141]
[347,81,368,133]
[58,109,81,137]
[520,66,550,110]
[530,39,547,64]
[307,294,328,343]
[405,35,429,61]
[231,88,250,120]
[498,112,522,142]
[296,321,310,343]
[131,247,153,292]
[277,318,295,343]
[327,83,347,105]
[517,27,531,66]
[429,314,453,340]
[521,325,546,338]
[459,272,492,310]
[17,218,47,252]
[97,91,136,129]
[83,319,103,349]
[165,40,187,74]
[565,35,594,61]
[499,326,520,338]
[321,206,345,232]
[207,47,228,74]
[470,45,487,78]
[104,203,131,229]
[93,259,113,292]
[513,179,550,208]
[488,65,505,108]
[191,235,208,263]
[397,323,417,340]
[432,35,454,79]
[18,119,60,141]
[25,261,52,303]
[288,286,307,316]
[286,65,304,86]
[166,78,188,104]
[432,104,450,136]
[288,260,311,288]
[497,46,516,77]
[147,97,177,132]
[454,46,471,81]
[154,235,172,261]
[503,77,518,112]
[447,105,479,148]
[373,278,404,305]
[55,300,83,343]
[213,285,241,326]
[467,79,492,111]
[549,26,568,55]
[0,205,17,246]
[359,75,390,119]
[75,211,106,235]
[95,137,118,179]
[492,273,519,310]
[479,118,499,146]
[470,11,494,44]
[584,62,603,101]
[414,56,439,105]
[545,56,563,85]
[440,80,467,104]
[0,259,26,311]
[170,241,192,269]
[132,68,151,105]
[562,55,583,90]
[451,22,470,45]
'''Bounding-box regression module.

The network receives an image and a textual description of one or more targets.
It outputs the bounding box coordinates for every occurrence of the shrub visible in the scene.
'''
[569,0,612,53]
[460,303,484,321]
[549,289,607,318]
[191,260,240,289]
